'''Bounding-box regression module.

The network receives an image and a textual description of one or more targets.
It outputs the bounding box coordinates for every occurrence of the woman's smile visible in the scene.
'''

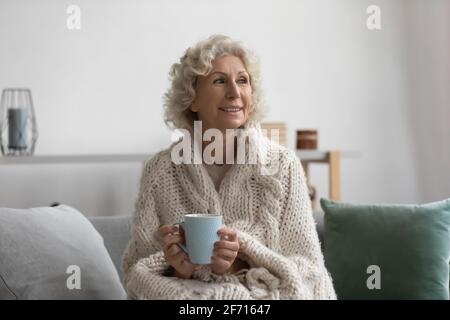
[218,106,244,114]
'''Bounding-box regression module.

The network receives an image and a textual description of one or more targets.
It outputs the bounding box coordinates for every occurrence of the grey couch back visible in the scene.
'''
[88,215,132,283]
[88,211,325,283]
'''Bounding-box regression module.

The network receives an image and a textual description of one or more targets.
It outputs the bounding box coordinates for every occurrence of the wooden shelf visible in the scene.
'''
[297,150,361,209]
[297,150,360,162]
[0,154,151,165]
[1,151,360,209]
[0,150,361,165]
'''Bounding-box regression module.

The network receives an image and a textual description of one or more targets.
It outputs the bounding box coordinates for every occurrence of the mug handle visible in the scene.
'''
[174,222,188,254]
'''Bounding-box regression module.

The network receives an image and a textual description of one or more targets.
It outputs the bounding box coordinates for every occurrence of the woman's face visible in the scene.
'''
[191,55,253,132]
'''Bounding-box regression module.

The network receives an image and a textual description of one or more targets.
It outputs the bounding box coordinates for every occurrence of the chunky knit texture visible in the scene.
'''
[205,164,231,191]
[122,128,337,300]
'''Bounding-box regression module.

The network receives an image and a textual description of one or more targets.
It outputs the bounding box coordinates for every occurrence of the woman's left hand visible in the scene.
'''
[211,226,240,274]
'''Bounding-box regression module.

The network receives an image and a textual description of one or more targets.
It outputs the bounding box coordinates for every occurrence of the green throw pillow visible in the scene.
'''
[321,198,450,300]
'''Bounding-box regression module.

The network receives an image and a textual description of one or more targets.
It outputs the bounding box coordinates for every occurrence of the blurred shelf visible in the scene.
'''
[0,154,151,165]
[1,150,360,210]
[297,150,361,162]
[0,150,361,165]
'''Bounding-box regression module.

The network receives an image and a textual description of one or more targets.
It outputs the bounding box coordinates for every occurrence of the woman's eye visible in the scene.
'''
[213,78,225,84]
[213,77,248,85]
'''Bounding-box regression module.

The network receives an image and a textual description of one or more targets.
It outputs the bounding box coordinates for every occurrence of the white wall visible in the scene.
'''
[404,0,450,203]
[0,0,448,216]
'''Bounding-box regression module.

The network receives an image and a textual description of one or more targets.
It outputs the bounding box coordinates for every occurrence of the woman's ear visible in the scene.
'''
[190,102,198,112]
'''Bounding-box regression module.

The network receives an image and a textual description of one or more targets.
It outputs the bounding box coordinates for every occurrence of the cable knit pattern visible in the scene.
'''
[122,127,337,300]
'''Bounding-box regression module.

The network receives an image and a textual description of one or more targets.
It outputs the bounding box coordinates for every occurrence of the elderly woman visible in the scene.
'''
[122,35,336,300]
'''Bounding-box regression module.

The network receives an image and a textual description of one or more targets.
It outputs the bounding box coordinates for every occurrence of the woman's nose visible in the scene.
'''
[226,81,240,99]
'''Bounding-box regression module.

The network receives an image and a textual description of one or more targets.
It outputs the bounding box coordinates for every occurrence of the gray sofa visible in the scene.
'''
[4,206,447,299]
[3,196,449,300]
[87,215,133,284]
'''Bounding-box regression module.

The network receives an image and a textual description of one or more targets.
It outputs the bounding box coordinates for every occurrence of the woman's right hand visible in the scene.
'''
[159,225,196,279]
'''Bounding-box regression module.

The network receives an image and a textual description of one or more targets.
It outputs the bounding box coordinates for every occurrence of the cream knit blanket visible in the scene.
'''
[122,127,337,300]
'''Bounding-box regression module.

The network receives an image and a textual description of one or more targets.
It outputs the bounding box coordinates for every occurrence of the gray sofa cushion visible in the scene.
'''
[0,205,126,300]
[88,215,132,283]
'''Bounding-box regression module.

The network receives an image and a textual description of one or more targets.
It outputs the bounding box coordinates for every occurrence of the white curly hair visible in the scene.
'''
[163,35,266,132]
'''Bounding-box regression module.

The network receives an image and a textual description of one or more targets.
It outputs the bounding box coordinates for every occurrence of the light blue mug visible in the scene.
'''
[177,213,222,265]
